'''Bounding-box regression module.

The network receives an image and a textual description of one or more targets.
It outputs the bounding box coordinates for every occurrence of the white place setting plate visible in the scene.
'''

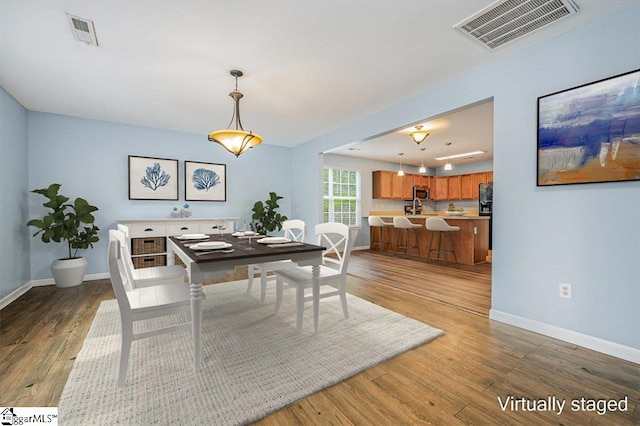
[176,233,209,240]
[256,237,291,244]
[190,241,233,250]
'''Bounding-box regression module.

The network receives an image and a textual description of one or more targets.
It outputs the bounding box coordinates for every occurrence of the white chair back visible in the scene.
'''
[393,216,417,229]
[315,222,351,273]
[282,219,306,242]
[426,217,458,232]
[108,229,136,291]
[107,240,133,313]
[368,216,386,227]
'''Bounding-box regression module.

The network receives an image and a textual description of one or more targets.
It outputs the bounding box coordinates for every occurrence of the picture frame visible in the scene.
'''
[537,68,640,186]
[185,161,226,201]
[128,155,179,200]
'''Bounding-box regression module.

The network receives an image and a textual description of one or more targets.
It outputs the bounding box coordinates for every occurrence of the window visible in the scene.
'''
[323,167,361,226]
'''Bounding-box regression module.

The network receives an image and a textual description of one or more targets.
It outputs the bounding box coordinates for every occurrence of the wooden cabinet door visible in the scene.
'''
[472,172,488,199]
[372,171,392,199]
[487,171,494,182]
[391,173,404,199]
[448,175,462,200]
[433,176,449,200]
[461,174,474,199]
[403,174,415,200]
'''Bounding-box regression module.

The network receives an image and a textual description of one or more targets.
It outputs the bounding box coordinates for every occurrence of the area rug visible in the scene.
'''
[58,279,444,425]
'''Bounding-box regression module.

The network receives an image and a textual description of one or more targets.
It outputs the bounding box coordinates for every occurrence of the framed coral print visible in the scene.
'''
[128,155,179,200]
[185,161,226,201]
[537,68,640,186]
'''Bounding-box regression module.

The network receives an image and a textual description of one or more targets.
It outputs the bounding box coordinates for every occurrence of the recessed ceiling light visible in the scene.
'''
[434,150,485,161]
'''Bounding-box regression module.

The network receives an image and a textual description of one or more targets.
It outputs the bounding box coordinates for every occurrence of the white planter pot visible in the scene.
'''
[51,257,87,288]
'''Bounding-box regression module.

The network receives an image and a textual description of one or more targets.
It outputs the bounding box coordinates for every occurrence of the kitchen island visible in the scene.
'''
[369,214,490,265]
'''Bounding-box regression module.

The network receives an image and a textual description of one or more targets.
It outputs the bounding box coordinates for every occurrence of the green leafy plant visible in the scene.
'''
[27,183,100,259]
[251,192,288,235]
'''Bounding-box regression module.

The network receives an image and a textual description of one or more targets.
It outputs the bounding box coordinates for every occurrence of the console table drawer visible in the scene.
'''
[132,237,166,255]
[168,223,200,236]
[129,224,167,238]
[132,255,167,269]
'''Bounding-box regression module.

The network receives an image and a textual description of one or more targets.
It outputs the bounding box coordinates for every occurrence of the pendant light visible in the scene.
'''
[408,125,430,145]
[208,70,263,157]
[444,162,453,171]
[397,153,405,176]
[418,148,427,174]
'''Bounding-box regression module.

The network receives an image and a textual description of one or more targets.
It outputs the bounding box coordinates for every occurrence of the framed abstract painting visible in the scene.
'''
[537,69,640,186]
[184,161,226,201]
[128,155,179,200]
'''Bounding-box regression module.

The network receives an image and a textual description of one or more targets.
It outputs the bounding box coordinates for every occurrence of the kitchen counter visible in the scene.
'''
[368,215,489,265]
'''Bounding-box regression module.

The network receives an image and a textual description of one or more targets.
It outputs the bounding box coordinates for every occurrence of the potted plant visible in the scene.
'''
[251,192,288,235]
[27,183,100,288]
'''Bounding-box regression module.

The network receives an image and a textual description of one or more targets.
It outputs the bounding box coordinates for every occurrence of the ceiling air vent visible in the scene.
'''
[454,0,579,50]
[66,13,99,46]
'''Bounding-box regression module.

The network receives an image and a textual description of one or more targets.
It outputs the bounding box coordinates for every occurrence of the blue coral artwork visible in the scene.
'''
[185,161,226,201]
[128,155,179,200]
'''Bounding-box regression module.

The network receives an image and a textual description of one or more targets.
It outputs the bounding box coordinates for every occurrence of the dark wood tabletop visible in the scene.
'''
[168,234,325,264]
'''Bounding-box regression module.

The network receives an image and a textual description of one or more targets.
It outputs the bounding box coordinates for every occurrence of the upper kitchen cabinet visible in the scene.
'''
[373,171,432,200]
[372,170,394,199]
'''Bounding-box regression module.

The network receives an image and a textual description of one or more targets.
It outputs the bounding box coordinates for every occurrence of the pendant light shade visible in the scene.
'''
[418,148,426,173]
[208,70,263,157]
[397,153,405,176]
[408,125,430,145]
[444,162,453,171]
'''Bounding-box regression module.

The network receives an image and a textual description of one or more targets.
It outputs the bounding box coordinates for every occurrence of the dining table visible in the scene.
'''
[167,233,326,372]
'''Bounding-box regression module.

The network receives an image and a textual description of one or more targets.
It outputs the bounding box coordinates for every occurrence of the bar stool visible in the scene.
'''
[368,216,393,251]
[425,217,460,262]
[393,216,422,256]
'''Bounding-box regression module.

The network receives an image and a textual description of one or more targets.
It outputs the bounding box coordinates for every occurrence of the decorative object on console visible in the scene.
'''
[251,192,288,235]
[128,155,178,200]
[180,204,192,218]
[171,207,180,218]
[208,69,263,157]
[184,161,226,201]
[408,124,430,145]
[537,68,640,186]
[27,183,100,288]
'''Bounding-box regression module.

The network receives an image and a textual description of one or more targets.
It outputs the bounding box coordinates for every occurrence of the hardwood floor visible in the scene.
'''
[1,258,638,425]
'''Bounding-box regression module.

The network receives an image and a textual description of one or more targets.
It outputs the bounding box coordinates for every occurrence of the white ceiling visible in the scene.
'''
[1,0,636,166]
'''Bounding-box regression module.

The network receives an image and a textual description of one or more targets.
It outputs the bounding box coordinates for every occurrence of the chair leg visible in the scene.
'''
[413,228,421,257]
[118,321,133,386]
[339,279,349,319]
[438,232,444,260]
[394,230,401,255]
[427,231,435,260]
[296,285,305,332]
[274,276,284,314]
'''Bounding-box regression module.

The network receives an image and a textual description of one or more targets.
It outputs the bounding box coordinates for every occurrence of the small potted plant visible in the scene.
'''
[27,183,100,288]
[251,192,288,235]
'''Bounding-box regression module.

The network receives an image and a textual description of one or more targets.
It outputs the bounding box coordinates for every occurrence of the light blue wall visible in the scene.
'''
[292,6,640,350]
[27,112,292,280]
[0,88,30,299]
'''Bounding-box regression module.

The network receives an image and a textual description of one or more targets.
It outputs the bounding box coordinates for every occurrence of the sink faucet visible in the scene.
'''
[412,197,422,215]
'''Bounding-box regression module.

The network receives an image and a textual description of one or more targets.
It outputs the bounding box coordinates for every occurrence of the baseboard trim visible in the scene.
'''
[0,282,32,310]
[1,273,111,309]
[490,309,640,364]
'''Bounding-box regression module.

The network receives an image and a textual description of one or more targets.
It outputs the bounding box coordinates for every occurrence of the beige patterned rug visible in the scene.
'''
[59,279,443,425]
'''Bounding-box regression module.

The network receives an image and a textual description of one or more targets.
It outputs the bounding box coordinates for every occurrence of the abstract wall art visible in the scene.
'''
[128,155,179,200]
[537,69,640,186]
[185,161,226,201]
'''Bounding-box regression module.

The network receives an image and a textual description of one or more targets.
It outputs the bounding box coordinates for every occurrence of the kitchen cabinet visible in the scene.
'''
[460,174,474,199]
[487,171,494,182]
[448,175,462,200]
[433,176,449,201]
[472,172,488,199]
[373,171,431,200]
[372,170,393,198]
[118,218,238,268]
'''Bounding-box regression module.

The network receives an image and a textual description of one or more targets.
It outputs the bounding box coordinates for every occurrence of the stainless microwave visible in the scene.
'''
[413,186,429,200]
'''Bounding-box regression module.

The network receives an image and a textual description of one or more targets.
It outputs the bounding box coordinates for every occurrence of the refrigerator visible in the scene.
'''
[479,183,493,249]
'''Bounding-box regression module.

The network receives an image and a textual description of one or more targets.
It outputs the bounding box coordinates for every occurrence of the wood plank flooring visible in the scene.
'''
[1,257,638,425]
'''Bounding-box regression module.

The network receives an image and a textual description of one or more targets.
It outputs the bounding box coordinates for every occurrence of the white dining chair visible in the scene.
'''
[273,222,353,332]
[109,229,187,288]
[108,239,191,385]
[246,219,306,302]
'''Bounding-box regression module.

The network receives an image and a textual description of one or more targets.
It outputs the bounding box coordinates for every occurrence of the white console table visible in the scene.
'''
[117,217,238,269]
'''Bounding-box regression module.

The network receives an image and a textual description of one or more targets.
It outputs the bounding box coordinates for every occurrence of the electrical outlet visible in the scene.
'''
[560,283,572,299]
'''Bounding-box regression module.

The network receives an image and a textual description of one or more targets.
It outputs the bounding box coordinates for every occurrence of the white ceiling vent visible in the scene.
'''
[454,0,579,50]
[66,13,99,46]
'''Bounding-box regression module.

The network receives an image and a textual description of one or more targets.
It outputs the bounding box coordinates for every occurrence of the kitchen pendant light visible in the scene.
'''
[444,162,453,171]
[208,70,263,157]
[418,148,427,173]
[408,125,430,145]
[397,153,405,176]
